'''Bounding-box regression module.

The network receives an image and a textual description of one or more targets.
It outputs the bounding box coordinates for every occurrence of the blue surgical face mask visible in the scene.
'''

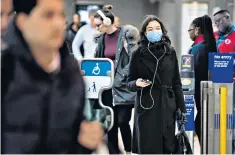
[146,30,163,42]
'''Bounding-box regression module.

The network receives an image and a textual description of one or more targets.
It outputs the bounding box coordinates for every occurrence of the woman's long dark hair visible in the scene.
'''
[139,15,171,48]
[191,15,217,52]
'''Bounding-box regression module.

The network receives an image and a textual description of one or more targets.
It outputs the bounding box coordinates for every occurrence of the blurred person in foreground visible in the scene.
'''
[1,0,103,153]
[188,15,217,144]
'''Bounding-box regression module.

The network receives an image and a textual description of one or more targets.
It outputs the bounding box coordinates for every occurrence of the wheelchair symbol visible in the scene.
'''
[92,63,100,75]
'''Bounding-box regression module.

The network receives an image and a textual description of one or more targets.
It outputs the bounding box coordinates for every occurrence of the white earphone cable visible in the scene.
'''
[140,43,166,110]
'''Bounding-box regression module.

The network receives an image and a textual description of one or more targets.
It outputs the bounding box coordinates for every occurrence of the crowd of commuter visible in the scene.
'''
[1,0,235,154]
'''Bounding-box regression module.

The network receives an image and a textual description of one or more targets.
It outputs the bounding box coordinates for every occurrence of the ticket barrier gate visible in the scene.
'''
[180,54,195,153]
[201,82,234,154]
[80,58,114,132]
[201,53,235,154]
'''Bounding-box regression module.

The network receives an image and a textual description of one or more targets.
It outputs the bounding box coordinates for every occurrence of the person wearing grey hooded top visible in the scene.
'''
[93,5,139,154]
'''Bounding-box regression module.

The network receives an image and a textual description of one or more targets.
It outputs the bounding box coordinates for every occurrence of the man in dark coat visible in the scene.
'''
[1,0,103,153]
[66,13,81,42]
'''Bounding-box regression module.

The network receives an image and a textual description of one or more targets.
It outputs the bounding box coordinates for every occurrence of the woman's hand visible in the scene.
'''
[136,78,151,88]
[180,113,187,125]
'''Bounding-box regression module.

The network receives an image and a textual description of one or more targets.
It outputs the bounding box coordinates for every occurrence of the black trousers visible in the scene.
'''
[195,83,201,144]
[96,89,133,154]
[108,104,133,154]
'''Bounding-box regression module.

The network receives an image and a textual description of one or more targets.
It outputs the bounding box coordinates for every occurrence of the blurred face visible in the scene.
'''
[1,0,13,37]
[145,20,161,34]
[188,24,196,41]
[73,14,80,24]
[89,15,97,28]
[18,0,65,49]
[213,12,231,32]
[94,17,106,33]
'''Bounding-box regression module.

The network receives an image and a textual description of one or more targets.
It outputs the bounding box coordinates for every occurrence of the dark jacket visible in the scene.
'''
[65,23,78,53]
[127,41,186,154]
[1,20,92,154]
[95,25,139,106]
[66,23,80,42]
[189,41,209,111]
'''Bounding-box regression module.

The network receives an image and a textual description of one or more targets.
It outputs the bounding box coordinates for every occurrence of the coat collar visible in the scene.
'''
[192,34,204,47]
[3,19,30,59]
[217,25,235,38]
[139,42,169,84]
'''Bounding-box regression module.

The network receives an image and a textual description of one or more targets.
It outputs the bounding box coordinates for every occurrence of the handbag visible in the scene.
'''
[175,124,193,154]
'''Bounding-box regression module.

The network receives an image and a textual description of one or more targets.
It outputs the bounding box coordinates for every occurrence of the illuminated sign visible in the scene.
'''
[182,78,192,86]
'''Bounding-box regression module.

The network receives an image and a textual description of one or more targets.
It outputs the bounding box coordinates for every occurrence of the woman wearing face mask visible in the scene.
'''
[188,15,217,144]
[94,5,139,154]
[127,15,186,154]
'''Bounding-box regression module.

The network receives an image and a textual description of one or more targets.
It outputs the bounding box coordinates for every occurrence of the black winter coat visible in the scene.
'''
[127,41,186,154]
[1,20,92,154]
[188,41,209,111]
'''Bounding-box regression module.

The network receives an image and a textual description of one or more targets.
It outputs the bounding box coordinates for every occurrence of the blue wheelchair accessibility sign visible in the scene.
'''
[81,59,114,99]
[81,61,112,76]
[80,58,115,132]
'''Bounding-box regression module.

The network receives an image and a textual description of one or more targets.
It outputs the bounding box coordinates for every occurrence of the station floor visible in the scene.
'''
[94,109,201,154]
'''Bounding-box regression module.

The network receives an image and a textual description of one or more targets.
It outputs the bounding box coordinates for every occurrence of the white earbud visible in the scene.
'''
[97,10,112,26]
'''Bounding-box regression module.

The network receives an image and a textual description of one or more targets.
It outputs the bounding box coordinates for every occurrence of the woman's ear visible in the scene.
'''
[16,13,27,31]
[195,27,200,36]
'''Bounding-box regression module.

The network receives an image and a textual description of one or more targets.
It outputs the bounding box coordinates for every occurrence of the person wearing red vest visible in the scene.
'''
[213,9,235,81]
[213,10,235,53]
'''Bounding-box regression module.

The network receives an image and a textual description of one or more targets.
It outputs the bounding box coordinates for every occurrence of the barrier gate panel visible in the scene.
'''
[80,58,114,132]
[201,81,234,154]
[201,81,209,154]
[233,83,235,154]
[200,53,235,154]
[181,55,195,153]
[207,81,215,154]
[201,81,218,154]
[213,83,234,154]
